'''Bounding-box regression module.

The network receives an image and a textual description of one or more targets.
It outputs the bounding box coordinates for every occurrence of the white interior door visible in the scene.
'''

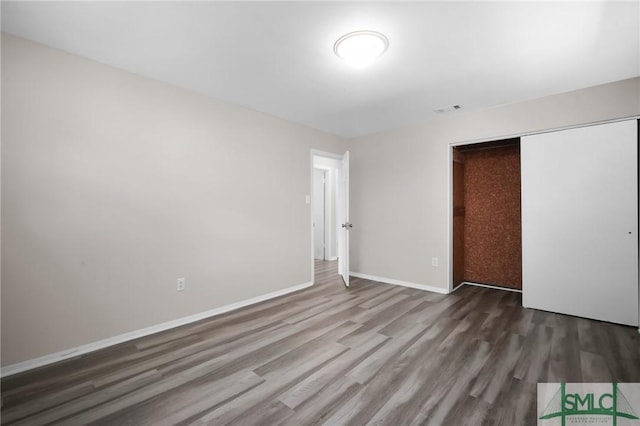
[521,120,638,326]
[337,151,350,287]
[313,169,325,260]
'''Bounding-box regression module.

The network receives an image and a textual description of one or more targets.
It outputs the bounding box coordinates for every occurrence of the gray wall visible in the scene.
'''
[348,77,640,290]
[1,34,346,366]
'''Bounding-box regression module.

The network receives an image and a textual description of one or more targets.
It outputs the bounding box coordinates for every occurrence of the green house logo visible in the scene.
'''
[539,383,639,426]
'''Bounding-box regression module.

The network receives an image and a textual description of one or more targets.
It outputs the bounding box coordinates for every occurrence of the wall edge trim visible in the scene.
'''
[349,272,449,294]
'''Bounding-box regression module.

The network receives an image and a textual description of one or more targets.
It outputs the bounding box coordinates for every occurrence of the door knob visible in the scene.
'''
[342,222,353,229]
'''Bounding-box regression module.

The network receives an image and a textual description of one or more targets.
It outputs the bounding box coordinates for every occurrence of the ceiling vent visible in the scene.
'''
[434,104,462,114]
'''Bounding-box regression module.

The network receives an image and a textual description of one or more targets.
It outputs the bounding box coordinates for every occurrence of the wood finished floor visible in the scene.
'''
[2,260,640,425]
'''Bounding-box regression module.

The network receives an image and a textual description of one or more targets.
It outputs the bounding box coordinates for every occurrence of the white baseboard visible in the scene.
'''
[327,256,338,261]
[349,272,449,294]
[1,281,313,378]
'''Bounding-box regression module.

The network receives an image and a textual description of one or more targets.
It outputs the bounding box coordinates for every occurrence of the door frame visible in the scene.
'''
[310,149,345,284]
[450,139,522,291]
[447,116,640,295]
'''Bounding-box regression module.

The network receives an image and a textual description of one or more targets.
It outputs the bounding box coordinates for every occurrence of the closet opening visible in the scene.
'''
[452,137,522,291]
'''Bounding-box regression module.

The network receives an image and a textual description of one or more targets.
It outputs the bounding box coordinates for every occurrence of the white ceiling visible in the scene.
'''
[2,1,639,138]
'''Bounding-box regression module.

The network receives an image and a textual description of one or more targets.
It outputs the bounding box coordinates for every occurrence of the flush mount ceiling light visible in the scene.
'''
[334,30,389,69]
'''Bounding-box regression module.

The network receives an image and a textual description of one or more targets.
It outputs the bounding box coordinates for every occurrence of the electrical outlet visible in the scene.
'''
[431,257,439,267]
[176,277,186,291]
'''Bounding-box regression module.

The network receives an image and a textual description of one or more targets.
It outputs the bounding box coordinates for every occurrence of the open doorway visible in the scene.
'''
[312,168,329,260]
[311,150,349,286]
[451,138,522,291]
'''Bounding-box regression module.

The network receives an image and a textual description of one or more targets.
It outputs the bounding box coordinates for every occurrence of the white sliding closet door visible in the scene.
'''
[522,120,638,326]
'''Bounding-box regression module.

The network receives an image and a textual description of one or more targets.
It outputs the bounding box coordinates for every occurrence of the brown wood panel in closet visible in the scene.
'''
[463,143,522,289]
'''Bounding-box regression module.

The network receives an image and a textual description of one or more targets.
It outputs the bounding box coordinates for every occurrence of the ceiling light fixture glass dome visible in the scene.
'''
[334,30,389,69]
